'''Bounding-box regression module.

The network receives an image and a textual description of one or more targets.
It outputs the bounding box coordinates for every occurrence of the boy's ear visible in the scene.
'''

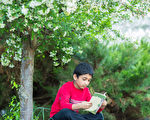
[73,74,77,80]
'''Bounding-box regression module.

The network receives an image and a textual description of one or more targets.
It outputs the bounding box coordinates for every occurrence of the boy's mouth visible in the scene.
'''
[81,86,86,89]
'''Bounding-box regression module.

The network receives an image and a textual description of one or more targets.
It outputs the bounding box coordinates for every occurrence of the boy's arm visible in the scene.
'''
[59,85,73,110]
[72,88,92,110]
[97,100,107,113]
[72,101,92,110]
[60,84,93,110]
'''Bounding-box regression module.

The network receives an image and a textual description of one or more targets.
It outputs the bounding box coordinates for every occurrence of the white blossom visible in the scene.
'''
[63,31,67,37]
[10,28,15,31]
[53,26,59,31]
[1,34,22,68]
[29,1,42,8]
[11,34,16,38]
[52,56,58,61]
[87,20,92,26]
[9,64,15,68]
[21,5,28,15]
[49,51,57,57]
[46,0,54,9]
[14,54,21,61]
[38,8,50,15]
[37,49,42,53]
[61,0,78,14]
[62,56,71,64]
[121,0,130,4]
[48,16,53,20]
[1,55,10,66]
[53,61,59,66]
[7,7,20,22]
[6,39,12,46]
[24,19,28,27]
[38,10,43,15]
[33,28,39,32]
[28,15,33,20]
[62,47,73,55]
[23,31,29,35]
[0,23,5,28]
[1,0,13,4]
[16,37,21,42]
[48,23,52,28]
[66,2,77,14]
[78,50,83,54]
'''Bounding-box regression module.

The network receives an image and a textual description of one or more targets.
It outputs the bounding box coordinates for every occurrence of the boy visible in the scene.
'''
[49,62,107,120]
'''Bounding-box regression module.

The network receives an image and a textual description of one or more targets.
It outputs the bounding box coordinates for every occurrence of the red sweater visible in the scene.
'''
[50,81,104,118]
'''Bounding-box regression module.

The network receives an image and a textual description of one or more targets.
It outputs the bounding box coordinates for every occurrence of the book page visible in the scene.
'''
[85,92,106,114]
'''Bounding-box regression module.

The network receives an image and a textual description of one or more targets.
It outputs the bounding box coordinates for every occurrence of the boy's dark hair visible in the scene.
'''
[73,62,94,78]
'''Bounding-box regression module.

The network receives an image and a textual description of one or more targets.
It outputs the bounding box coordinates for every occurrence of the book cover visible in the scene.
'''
[85,92,106,114]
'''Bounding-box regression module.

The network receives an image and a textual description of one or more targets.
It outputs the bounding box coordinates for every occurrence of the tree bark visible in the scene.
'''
[19,39,35,120]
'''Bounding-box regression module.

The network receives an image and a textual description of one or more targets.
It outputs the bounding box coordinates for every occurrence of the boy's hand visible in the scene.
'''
[101,100,107,108]
[80,101,92,109]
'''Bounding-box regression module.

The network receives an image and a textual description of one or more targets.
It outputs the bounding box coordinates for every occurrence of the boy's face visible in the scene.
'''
[73,74,92,89]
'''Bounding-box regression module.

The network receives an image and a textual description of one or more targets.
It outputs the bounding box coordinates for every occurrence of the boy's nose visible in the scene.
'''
[85,81,89,86]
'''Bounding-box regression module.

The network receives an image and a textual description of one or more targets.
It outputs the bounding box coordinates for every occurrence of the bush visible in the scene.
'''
[2,96,20,120]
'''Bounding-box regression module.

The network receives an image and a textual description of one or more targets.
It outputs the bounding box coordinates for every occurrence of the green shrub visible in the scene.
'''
[2,96,20,120]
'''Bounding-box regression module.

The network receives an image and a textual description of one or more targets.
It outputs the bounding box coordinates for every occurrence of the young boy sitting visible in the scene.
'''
[49,62,107,120]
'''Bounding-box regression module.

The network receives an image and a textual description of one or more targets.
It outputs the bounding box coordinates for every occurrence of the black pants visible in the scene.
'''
[50,108,104,120]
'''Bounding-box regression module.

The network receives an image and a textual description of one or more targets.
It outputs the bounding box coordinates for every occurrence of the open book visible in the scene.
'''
[85,92,106,114]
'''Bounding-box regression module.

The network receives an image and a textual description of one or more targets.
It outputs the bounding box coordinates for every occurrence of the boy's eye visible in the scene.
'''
[82,78,91,82]
[82,78,87,81]
[87,79,91,82]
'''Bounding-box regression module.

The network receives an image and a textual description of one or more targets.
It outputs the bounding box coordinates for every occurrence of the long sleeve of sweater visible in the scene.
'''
[59,85,73,110]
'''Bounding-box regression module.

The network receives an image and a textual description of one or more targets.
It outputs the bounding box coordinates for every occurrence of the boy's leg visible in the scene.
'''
[51,108,87,120]
[82,112,104,120]
[49,118,54,120]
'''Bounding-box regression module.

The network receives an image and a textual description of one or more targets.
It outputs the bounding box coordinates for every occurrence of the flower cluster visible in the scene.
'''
[0,22,5,28]
[62,56,71,64]
[1,34,22,68]
[1,54,11,67]
[49,51,57,57]
[29,0,54,9]
[49,51,59,66]
[38,8,50,15]
[62,47,74,55]
[49,46,74,66]
[21,5,28,15]
[60,0,78,15]
[6,6,21,22]
[1,0,13,5]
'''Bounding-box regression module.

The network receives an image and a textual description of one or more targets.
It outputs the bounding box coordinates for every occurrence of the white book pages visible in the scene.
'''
[85,92,106,114]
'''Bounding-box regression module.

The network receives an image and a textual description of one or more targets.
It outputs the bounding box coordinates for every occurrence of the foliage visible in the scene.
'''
[0,0,149,67]
[89,41,150,119]
[33,106,50,120]
[0,0,150,120]
[1,76,40,120]
[102,110,116,120]
[11,76,20,90]
[2,96,20,120]
[0,73,11,109]
[55,40,150,119]
[1,95,51,120]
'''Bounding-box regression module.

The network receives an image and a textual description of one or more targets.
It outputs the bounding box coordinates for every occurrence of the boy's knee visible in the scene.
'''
[97,112,104,120]
[61,108,73,117]
[53,108,73,119]
[61,108,71,112]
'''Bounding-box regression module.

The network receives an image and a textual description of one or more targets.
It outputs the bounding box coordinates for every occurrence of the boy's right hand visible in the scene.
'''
[80,101,92,109]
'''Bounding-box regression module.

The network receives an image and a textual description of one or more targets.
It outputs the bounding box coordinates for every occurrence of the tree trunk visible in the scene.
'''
[19,39,35,120]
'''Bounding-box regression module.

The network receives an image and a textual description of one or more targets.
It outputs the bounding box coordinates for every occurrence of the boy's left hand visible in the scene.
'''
[101,100,107,108]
